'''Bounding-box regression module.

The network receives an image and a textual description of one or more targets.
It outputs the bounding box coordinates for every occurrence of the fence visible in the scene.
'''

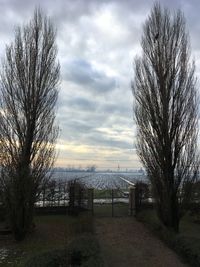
[34,179,137,217]
[35,179,90,215]
[36,180,68,207]
[91,186,135,217]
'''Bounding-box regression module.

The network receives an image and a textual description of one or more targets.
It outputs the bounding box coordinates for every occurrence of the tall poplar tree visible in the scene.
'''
[133,3,199,232]
[0,9,60,240]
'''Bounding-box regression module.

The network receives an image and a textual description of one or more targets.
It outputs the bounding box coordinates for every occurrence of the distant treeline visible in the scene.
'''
[53,165,96,173]
[52,167,145,174]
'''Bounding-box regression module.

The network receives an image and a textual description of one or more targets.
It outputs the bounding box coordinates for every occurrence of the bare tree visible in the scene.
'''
[0,9,60,240]
[132,3,199,232]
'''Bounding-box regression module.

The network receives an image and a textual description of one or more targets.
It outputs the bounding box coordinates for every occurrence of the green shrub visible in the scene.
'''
[67,234,104,267]
[24,249,68,267]
[173,236,200,267]
[24,234,104,267]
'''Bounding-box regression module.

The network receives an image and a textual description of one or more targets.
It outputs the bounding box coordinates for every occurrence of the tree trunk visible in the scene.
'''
[157,197,180,232]
[8,166,35,241]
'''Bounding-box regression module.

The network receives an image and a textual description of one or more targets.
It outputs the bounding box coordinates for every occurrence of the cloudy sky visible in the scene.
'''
[0,0,199,170]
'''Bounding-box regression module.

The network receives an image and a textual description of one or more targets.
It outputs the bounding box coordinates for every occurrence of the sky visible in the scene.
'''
[0,0,200,171]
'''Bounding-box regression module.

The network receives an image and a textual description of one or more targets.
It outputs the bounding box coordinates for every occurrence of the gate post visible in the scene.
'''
[129,186,135,216]
[87,188,94,215]
[111,189,114,217]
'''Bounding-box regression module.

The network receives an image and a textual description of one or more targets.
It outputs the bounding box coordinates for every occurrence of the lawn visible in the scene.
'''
[0,212,94,266]
[93,189,127,199]
[94,202,129,217]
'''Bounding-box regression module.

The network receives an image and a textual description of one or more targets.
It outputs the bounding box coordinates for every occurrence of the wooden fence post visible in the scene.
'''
[58,183,61,206]
[69,183,75,215]
[112,189,114,217]
[88,188,94,215]
[129,186,135,216]
[43,188,45,207]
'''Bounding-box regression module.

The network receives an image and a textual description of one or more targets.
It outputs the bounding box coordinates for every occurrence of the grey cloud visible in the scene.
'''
[87,133,132,149]
[57,109,133,150]
[56,109,105,139]
[58,118,133,150]
[101,102,131,116]
[63,59,116,94]
[56,100,133,149]
[1,0,200,167]
[57,97,132,133]
[62,120,96,135]
[58,96,98,111]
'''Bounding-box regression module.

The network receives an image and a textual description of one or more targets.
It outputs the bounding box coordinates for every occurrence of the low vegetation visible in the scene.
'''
[0,212,104,267]
[137,208,200,267]
[25,234,103,267]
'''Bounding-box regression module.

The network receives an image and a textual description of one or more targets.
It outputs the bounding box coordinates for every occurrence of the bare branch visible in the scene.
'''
[132,3,199,232]
[0,8,60,240]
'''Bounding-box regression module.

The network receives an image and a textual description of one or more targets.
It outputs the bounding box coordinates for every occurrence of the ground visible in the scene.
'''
[95,217,188,267]
[0,213,193,266]
[0,214,92,266]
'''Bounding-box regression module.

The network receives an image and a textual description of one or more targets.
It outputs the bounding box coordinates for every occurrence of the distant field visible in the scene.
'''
[51,171,146,189]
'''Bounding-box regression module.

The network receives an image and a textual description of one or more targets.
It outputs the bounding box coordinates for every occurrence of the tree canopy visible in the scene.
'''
[132,3,199,232]
[0,9,60,240]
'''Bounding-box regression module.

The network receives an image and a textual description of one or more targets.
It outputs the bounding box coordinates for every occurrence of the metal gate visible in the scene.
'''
[92,188,131,217]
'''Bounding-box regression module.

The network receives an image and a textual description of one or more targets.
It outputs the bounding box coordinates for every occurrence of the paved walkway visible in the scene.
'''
[95,217,188,267]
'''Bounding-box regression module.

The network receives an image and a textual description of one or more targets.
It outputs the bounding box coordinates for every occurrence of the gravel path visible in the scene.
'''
[95,217,188,267]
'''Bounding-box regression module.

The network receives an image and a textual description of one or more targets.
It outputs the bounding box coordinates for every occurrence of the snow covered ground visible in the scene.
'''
[51,171,146,189]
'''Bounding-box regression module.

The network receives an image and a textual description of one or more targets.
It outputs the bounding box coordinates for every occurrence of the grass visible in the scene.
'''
[93,189,129,217]
[137,208,200,266]
[94,189,113,199]
[94,189,127,199]
[136,209,161,231]
[0,212,94,267]
[25,233,104,267]
[94,203,129,217]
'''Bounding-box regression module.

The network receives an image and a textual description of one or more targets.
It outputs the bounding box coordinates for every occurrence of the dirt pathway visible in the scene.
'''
[95,217,188,267]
